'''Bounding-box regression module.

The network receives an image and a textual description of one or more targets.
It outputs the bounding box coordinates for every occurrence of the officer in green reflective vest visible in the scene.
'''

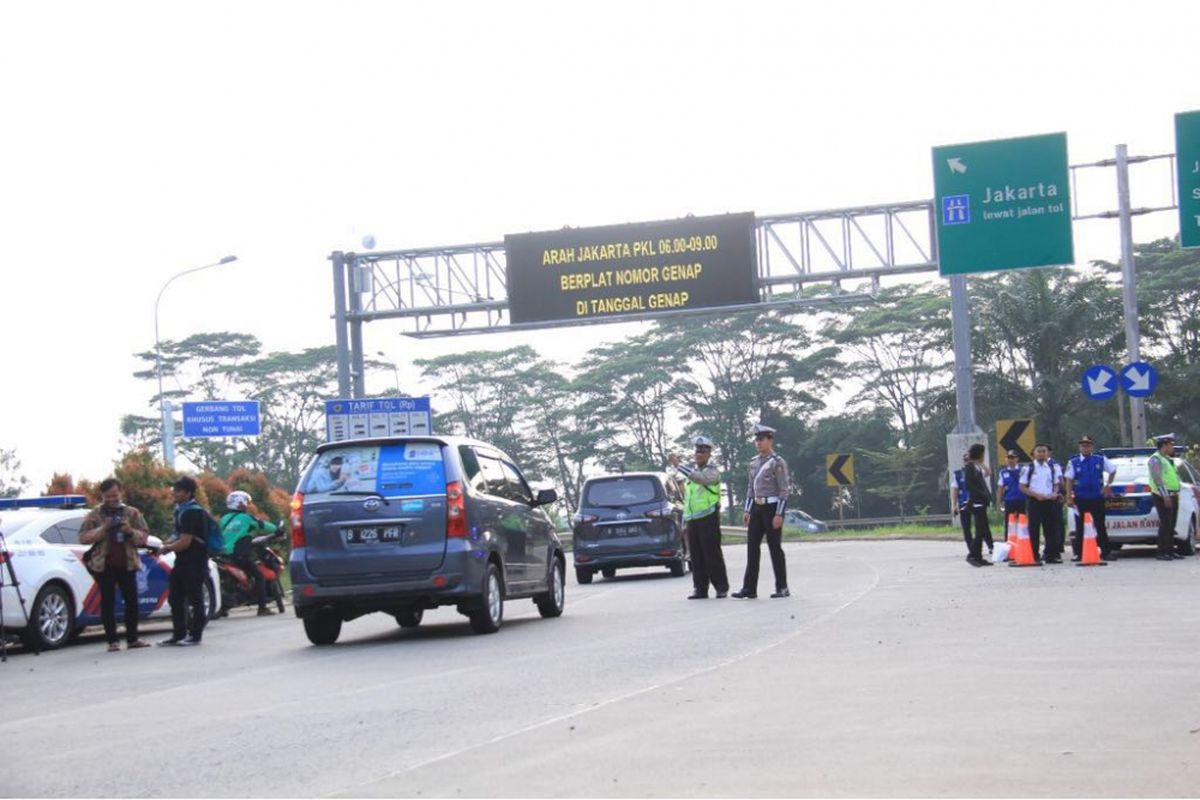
[1148,433,1184,561]
[668,436,729,599]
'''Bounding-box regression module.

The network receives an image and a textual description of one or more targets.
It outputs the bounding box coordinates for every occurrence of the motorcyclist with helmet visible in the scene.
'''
[220,491,279,616]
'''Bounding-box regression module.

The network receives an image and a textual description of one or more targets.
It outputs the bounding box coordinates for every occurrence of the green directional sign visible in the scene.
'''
[932,132,1074,276]
[1176,111,1200,249]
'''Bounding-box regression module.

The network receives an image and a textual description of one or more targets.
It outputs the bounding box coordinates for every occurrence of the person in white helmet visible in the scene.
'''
[669,435,729,599]
[219,491,279,615]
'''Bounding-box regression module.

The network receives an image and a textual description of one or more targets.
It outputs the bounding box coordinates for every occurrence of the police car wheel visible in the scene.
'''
[1177,517,1197,556]
[24,583,75,650]
[187,581,215,629]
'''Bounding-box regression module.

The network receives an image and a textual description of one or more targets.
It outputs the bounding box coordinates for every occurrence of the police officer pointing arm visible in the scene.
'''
[732,424,791,599]
[668,436,730,600]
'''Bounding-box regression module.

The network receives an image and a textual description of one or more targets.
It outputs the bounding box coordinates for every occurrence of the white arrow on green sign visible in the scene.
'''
[1176,110,1200,249]
[932,132,1074,276]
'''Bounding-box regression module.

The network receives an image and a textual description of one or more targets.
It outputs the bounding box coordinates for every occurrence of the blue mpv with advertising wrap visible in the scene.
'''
[289,436,564,644]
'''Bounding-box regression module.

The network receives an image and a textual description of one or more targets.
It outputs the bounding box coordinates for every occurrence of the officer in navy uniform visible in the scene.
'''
[950,454,973,554]
[1064,435,1117,562]
[996,450,1026,522]
[732,424,791,599]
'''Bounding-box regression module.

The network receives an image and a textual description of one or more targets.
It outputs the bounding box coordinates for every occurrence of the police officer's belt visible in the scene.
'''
[754,496,781,505]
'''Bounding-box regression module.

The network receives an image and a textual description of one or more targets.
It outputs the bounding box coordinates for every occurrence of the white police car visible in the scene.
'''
[0,496,222,650]
[1067,448,1199,555]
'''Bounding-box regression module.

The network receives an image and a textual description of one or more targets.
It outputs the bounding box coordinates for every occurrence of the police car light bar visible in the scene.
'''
[0,495,89,510]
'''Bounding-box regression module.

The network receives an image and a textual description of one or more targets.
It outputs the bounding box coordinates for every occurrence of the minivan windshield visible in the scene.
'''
[584,477,660,507]
[303,442,446,497]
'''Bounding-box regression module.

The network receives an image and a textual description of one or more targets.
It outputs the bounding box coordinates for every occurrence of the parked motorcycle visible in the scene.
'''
[213,527,287,616]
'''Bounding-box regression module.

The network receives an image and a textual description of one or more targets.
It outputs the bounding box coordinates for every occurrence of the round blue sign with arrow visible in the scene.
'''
[1120,361,1158,398]
[1081,364,1118,400]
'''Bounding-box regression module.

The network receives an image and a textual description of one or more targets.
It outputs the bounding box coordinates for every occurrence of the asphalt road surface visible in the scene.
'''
[2,540,1198,798]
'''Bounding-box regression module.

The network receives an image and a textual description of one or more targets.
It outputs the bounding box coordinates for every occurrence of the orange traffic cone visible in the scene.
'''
[1076,512,1108,567]
[1010,513,1041,567]
[1006,513,1019,561]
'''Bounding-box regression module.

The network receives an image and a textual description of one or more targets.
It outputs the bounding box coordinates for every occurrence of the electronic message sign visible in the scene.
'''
[504,212,757,324]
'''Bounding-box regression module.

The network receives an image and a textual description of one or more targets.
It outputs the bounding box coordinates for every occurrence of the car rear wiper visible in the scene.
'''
[328,491,391,505]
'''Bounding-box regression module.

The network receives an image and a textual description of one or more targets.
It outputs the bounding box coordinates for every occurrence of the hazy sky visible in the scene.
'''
[1,0,1194,489]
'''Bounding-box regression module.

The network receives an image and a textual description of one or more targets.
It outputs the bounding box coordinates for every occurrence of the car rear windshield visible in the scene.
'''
[584,477,660,507]
[303,442,446,497]
[1111,459,1149,484]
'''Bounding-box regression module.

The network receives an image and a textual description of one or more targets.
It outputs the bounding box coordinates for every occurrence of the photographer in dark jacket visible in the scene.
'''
[157,476,209,646]
[79,478,150,651]
[962,443,994,567]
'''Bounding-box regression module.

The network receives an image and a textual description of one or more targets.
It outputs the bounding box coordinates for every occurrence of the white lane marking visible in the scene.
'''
[331,557,882,797]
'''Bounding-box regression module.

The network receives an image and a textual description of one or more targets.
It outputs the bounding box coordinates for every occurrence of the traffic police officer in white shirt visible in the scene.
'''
[1020,442,1064,563]
[732,424,791,599]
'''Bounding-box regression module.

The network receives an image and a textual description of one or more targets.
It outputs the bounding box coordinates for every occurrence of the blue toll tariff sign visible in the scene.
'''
[182,401,262,437]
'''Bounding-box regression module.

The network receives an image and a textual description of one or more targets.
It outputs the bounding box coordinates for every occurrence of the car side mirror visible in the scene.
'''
[534,488,558,506]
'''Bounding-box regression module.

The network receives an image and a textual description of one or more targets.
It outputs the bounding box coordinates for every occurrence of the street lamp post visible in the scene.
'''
[376,351,401,394]
[154,255,238,469]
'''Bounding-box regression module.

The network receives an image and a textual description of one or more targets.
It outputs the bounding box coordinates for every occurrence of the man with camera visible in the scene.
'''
[79,478,151,652]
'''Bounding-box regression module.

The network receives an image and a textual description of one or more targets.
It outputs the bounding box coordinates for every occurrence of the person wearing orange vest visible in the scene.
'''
[1148,433,1184,561]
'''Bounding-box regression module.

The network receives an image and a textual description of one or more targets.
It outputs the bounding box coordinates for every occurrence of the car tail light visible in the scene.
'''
[645,504,673,518]
[447,481,467,538]
[290,492,306,548]
[571,513,599,525]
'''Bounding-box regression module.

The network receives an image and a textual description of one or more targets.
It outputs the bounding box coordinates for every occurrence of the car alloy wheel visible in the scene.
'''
[469,564,504,634]
[536,559,565,618]
[28,584,74,650]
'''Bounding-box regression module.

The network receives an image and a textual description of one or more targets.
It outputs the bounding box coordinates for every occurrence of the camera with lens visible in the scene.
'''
[109,509,126,542]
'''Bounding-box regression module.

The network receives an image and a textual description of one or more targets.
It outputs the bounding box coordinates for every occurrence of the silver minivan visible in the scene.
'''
[288,436,565,644]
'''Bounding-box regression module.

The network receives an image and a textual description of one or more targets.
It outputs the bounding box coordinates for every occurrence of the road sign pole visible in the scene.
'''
[949,274,977,434]
[1116,144,1146,446]
[162,399,176,471]
[331,251,352,400]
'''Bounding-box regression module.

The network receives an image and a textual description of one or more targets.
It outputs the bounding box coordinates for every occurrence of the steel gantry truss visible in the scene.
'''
[330,200,939,396]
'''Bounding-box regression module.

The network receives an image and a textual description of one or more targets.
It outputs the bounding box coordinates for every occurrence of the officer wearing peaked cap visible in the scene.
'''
[1148,433,1185,561]
[996,449,1027,526]
[1064,435,1117,562]
[668,435,730,599]
[732,424,791,599]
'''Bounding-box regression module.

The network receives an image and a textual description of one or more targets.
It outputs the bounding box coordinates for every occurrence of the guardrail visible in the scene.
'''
[559,514,957,546]
[822,514,956,529]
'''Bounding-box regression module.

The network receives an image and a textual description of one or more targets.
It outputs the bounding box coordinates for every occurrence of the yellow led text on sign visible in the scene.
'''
[503,213,757,325]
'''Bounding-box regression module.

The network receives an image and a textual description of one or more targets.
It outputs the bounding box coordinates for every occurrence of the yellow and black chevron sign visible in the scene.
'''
[996,419,1036,463]
[826,453,855,487]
